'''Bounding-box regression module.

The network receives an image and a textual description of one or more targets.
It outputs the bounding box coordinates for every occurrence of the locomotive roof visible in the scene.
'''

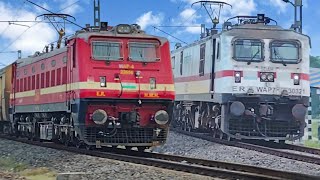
[223,23,311,45]
[74,30,168,44]
[172,23,311,54]
[16,47,67,68]
[15,29,169,68]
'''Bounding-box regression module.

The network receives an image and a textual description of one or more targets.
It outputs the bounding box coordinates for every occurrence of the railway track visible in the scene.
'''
[172,129,320,165]
[0,135,318,180]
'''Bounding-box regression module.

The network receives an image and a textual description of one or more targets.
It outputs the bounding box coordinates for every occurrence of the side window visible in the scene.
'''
[36,74,40,89]
[32,75,35,90]
[199,43,205,76]
[180,51,183,75]
[41,73,45,88]
[51,70,55,87]
[16,79,20,92]
[24,77,27,91]
[28,76,31,91]
[46,71,50,87]
[57,68,61,85]
[171,56,175,69]
[20,79,23,92]
[62,66,67,84]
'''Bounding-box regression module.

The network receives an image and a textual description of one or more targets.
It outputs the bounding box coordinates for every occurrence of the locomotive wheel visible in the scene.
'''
[64,135,70,147]
[125,146,133,151]
[75,141,83,149]
[137,147,146,152]
[86,144,94,150]
[75,137,83,149]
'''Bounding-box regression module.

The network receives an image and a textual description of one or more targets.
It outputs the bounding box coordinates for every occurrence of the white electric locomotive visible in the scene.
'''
[172,14,311,141]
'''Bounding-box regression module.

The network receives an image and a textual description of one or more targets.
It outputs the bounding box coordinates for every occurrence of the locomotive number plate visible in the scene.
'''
[144,93,159,98]
[120,70,134,75]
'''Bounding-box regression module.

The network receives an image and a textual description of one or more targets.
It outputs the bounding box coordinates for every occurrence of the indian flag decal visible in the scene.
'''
[122,83,137,89]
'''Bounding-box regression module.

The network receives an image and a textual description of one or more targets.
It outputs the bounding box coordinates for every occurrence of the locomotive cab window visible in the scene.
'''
[128,42,160,62]
[234,39,263,62]
[92,41,123,61]
[270,40,300,64]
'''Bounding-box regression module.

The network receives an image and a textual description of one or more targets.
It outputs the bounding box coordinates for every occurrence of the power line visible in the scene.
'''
[0,0,26,37]
[155,25,202,28]
[0,0,82,58]
[0,21,72,24]
[26,0,84,29]
[152,26,188,45]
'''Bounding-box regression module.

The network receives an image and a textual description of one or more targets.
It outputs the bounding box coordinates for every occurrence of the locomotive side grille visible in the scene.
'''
[228,119,301,137]
[84,127,167,144]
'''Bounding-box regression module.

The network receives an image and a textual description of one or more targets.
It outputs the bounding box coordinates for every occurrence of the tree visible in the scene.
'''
[310,56,320,68]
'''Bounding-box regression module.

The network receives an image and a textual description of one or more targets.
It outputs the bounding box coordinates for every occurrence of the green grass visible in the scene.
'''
[20,167,56,180]
[312,120,319,139]
[304,120,320,148]
[304,140,320,148]
[0,158,56,180]
[0,157,28,172]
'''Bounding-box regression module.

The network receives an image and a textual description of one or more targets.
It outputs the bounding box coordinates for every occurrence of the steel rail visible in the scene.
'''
[282,144,320,156]
[172,129,320,165]
[1,135,318,180]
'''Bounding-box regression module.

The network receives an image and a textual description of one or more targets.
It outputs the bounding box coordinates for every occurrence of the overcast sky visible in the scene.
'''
[0,0,318,66]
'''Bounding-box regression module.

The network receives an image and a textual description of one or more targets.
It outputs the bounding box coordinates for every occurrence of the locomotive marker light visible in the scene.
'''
[92,109,108,125]
[150,77,156,89]
[230,101,245,116]
[154,110,169,125]
[100,76,106,87]
[234,71,241,83]
[293,73,300,85]
[135,70,141,78]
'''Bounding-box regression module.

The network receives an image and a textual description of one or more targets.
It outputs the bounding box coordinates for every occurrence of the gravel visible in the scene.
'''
[0,139,217,180]
[152,131,320,176]
[2,131,319,179]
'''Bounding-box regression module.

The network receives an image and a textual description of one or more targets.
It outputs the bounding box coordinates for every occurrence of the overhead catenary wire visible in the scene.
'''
[155,25,202,28]
[153,4,203,45]
[152,26,188,45]
[0,21,72,24]
[25,0,84,29]
[0,0,82,60]
[0,0,27,37]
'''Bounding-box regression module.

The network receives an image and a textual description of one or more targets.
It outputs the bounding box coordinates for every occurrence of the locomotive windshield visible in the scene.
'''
[92,41,123,61]
[270,40,299,64]
[234,39,263,62]
[129,42,160,62]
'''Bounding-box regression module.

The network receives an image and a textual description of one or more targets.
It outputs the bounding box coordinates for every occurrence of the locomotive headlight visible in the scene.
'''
[154,110,169,125]
[267,74,274,81]
[293,73,300,85]
[116,24,132,34]
[234,71,241,83]
[92,109,108,125]
[260,72,275,82]
[261,74,267,81]
[100,76,106,87]
[150,77,156,89]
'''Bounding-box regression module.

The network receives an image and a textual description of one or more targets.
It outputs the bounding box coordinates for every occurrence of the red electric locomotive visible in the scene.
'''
[0,22,174,150]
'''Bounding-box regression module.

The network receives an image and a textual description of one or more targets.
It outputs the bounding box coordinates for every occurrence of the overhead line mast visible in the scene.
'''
[94,0,101,28]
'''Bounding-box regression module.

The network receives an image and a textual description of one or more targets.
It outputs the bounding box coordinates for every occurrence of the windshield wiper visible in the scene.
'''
[273,49,287,66]
[248,48,260,65]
